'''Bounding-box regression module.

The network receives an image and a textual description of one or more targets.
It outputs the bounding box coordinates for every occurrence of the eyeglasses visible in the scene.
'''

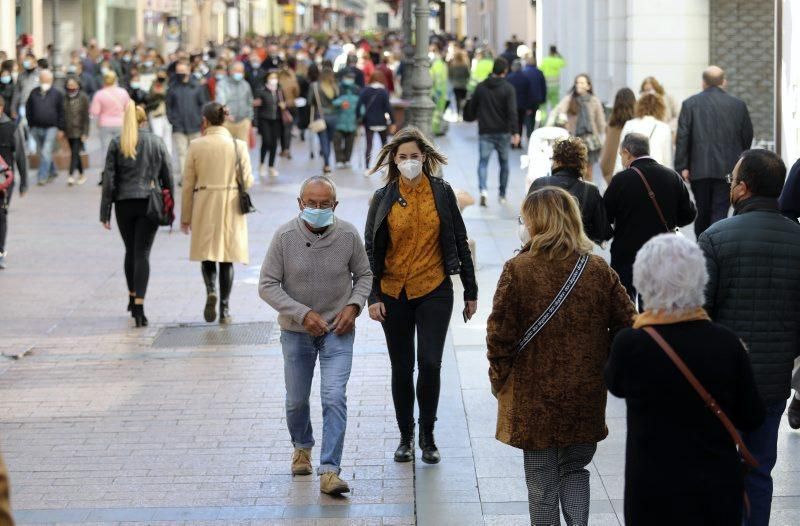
[725,173,734,184]
[301,200,335,210]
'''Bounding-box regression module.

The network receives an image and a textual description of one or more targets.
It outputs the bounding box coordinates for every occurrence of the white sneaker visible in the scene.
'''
[259,164,268,177]
[479,190,489,207]
[499,195,508,205]
[66,176,75,186]
[269,167,279,178]
[76,174,87,186]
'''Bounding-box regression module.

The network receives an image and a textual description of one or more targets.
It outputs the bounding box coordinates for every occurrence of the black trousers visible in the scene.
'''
[115,199,158,299]
[201,261,233,303]
[281,108,295,152]
[364,127,388,168]
[690,178,730,237]
[611,258,643,312]
[453,88,467,116]
[0,181,12,254]
[68,138,83,175]
[258,119,282,167]
[381,278,454,428]
[333,130,355,163]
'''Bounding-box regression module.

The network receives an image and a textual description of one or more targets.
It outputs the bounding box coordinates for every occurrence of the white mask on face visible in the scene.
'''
[397,159,423,180]
[518,222,531,245]
[40,83,51,92]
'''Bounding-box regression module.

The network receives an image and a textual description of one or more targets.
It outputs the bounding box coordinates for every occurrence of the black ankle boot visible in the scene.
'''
[419,423,440,464]
[128,295,135,317]
[219,300,232,325]
[394,424,415,463]
[132,304,148,328]
[201,263,218,322]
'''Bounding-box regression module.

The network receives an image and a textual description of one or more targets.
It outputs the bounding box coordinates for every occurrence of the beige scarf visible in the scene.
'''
[632,307,710,329]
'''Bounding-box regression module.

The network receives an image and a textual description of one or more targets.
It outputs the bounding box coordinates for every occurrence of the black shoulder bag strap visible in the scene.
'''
[513,253,590,354]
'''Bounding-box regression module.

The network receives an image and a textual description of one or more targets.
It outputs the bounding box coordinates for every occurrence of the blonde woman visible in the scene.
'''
[100,102,174,327]
[181,102,253,325]
[487,187,634,526]
[309,67,339,173]
[364,127,477,465]
[90,70,131,182]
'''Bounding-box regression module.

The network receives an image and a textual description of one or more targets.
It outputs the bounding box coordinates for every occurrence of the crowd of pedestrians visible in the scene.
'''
[2,29,800,526]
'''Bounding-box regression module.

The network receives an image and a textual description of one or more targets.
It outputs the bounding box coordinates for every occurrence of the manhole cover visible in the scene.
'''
[152,322,275,348]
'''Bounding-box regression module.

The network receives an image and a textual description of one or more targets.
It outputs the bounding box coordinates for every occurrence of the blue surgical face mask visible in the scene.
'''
[301,207,335,229]
[143,60,154,68]
[193,71,203,79]
[130,81,141,90]
[343,78,354,86]
[0,75,10,84]
[22,60,33,70]
[232,72,244,81]
[216,73,226,81]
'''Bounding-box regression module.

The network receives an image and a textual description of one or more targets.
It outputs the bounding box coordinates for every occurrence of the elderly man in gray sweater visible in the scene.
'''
[259,175,372,496]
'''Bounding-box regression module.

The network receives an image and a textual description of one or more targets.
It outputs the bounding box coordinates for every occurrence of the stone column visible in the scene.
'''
[51,0,63,79]
[401,0,414,99]
[406,0,434,137]
[0,0,15,57]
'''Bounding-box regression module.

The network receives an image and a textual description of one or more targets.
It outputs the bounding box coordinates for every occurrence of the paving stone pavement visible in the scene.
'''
[2,120,800,526]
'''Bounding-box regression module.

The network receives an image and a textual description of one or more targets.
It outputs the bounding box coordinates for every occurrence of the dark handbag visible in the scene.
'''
[643,327,759,514]
[278,90,293,125]
[232,136,255,215]
[145,171,174,227]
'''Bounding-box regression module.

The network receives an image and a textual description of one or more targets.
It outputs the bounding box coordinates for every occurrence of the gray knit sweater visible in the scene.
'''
[259,216,373,333]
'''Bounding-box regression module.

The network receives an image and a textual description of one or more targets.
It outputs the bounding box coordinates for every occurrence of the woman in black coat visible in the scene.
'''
[357,71,395,174]
[605,234,765,526]
[528,136,611,245]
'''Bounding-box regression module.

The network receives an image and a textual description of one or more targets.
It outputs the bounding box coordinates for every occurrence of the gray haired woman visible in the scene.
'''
[605,234,765,526]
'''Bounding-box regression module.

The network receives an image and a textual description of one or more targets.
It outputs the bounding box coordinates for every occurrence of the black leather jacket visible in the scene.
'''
[529,168,612,244]
[100,130,174,222]
[364,175,478,305]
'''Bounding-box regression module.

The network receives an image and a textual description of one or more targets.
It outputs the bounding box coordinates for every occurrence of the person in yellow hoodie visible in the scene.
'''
[468,49,494,94]
[0,451,12,526]
[429,46,449,136]
[540,45,566,121]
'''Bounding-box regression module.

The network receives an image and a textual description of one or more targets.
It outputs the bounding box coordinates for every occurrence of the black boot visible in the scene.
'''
[419,423,440,464]
[219,263,233,325]
[394,423,415,463]
[201,262,218,322]
[128,295,135,317]
[132,303,148,328]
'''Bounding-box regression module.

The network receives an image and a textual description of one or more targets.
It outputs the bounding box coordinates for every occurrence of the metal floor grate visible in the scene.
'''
[152,322,275,348]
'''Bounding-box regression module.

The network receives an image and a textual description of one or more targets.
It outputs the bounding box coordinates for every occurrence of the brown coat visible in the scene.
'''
[0,451,12,526]
[486,251,635,450]
[547,94,606,138]
[599,124,623,182]
[181,126,253,264]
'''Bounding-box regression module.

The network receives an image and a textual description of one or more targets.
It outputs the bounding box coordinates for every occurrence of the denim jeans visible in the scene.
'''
[478,133,510,196]
[30,126,57,183]
[317,116,337,168]
[742,400,787,526]
[281,329,354,474]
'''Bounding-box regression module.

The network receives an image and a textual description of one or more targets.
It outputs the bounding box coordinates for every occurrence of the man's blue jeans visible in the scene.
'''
[742,400,787,526]
[31,127,57,183]
[478,133,510,197]
[281,329,354,474]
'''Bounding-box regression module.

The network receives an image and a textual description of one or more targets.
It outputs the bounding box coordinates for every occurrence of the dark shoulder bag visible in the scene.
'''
[631,165,681,235]
[232,136,255,215]
[145,146,173,227]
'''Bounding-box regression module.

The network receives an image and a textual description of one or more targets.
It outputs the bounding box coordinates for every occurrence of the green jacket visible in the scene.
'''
[468,58,494,92]
[332,86,360,133]
[540,55,566,82]
[430,57,448,99]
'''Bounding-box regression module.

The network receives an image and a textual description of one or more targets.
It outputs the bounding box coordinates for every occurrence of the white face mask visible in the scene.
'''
[518,222,531,245]
[397,159,423,180]
[40,83,51,92]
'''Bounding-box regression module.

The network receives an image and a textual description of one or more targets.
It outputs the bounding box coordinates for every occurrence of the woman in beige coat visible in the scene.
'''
[181,102,253,324]
[546,73,606,179]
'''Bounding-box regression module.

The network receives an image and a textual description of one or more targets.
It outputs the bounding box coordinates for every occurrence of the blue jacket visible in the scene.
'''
[166,80,208,134]
[522,65,547,108]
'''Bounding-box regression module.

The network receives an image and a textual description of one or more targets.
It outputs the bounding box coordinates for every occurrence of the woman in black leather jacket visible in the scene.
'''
[100,101,173,327]
[364,126,477,465]
[528,136,611,245]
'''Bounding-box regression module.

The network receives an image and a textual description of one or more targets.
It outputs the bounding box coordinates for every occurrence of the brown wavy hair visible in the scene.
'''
[640,76,665,95]
[551,136,588,174]
[635,93,666,120]
[567,73,594,116]
[369,126,448,182]
[521,187,593,260]
[608,87,636,128]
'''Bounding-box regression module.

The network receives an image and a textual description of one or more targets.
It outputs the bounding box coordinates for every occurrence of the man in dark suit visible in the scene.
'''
[675,65,753,236]
[604,133,696,307]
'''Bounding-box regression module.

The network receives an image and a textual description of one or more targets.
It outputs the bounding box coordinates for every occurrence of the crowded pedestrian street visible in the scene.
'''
[0,119,799,526]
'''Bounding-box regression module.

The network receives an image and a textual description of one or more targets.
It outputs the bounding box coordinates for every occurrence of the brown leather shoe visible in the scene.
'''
[320,472,350,495]
[789,397,800,430]
[291,448,313,476]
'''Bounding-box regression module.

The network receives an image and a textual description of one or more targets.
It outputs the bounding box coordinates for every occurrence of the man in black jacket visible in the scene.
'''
[675,65,753,237]
[698,149,800,526]
[604,133,696,307]
[467,58,519,207]
[167,62,208,184]
[26,69,64,186]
